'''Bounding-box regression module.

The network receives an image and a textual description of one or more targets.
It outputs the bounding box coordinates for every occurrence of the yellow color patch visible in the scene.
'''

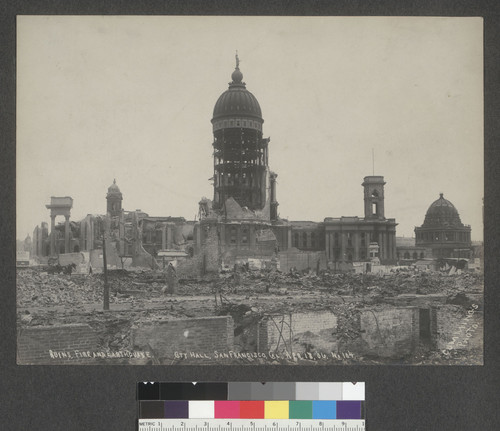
[265,401,289,419]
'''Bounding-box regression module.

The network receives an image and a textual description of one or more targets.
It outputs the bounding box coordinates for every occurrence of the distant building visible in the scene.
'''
[415,193,472,259]
[322,176,397,263]
[395,236,427,261]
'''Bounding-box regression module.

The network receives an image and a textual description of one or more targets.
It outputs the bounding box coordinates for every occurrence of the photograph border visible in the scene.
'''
[2,1,500,430]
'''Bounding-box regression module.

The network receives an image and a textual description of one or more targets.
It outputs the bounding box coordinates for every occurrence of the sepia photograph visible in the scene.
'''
[16,15,483,365]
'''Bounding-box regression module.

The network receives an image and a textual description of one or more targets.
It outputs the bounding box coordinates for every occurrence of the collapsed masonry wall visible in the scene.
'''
[435,305,483,351]
[176,256,203,278]
[359,308,420,358]
[177,232,219,277]
[17,324,98,365]
[131,316,234,362]
[89,242,123,271]
[198,227,220,274]
[279,250,327,273]
[132,244,157,269]
[58,252,89,274]
[222,247,276,269]
[256,311,337,354]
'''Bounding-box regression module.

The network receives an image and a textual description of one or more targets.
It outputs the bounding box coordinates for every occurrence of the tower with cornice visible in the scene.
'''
[106,179,123,218]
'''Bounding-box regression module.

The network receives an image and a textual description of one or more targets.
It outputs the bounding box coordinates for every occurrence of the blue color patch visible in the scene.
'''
[312,400,336,419]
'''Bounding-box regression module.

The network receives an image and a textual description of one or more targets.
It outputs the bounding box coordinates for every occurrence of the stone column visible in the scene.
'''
[354,232,360,261]
[287,228,292,249]
[220,224,226,246]
[162,225,167,250]
[330,233,335,261]
[249,224,255,246]
[387,232,392,260]
[167,225,173,249]
[380,232,385,260]
[341,232,346,262]
[195,224,201,253]
[64,215,70,253]
[391,232,395,260]
[325,231,330,260]
[50,215,56,255]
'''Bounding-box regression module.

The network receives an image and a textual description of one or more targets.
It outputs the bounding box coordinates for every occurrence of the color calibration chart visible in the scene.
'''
[137,382,365,431]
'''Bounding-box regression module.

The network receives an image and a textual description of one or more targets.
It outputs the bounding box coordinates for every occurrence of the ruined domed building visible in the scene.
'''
[414,193,472,259]
[31,179,195,270]
[194,56,397,270]
[194,55,289,270]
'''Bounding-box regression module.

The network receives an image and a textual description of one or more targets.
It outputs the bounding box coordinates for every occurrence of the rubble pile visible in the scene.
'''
[17,270,104,307]
[17,268,165,308]
[212,269,483,299]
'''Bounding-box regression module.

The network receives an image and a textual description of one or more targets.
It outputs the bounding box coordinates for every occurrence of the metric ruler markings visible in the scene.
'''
[138,419,365,431]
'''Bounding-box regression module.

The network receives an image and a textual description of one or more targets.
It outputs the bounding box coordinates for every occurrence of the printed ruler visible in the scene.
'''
[138,419,365,431]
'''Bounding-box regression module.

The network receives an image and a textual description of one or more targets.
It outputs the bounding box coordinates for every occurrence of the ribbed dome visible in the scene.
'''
[107,179,121,195]
[212,63,262,121]
[422,193,462,227]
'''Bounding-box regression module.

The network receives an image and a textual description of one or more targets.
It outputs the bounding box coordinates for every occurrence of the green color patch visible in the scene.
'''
[289,401,313,419]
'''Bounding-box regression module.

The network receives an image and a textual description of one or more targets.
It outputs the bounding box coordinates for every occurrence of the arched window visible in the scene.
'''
[293,232,299,248]
[420,252,424,259]
[302,232,308,248]
[311,232,316,248]
[413,252,418,260]
[404,252,410,259]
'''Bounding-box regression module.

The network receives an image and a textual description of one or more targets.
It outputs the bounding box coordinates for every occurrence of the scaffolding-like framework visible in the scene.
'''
[212,126,269,211]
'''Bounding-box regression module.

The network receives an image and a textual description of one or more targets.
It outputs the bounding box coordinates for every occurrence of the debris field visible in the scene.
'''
[17,267,483,365]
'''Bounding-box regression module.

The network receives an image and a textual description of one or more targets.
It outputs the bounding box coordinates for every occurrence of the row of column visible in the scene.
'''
[325,230,395,261]
[417,230,471,243]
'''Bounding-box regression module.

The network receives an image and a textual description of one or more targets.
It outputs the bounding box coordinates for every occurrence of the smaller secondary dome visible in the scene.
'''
[422,193,462,227]
[107,179,121,195]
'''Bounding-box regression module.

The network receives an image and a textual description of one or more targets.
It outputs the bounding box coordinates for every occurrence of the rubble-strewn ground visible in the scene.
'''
[16,267,483,365]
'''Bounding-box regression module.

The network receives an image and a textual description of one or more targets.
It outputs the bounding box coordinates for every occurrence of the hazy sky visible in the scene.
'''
[17,16,483,241]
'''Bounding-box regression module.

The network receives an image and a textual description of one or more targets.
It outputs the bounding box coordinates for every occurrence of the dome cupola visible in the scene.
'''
[107,179,122,197]
[212,53,263,131]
